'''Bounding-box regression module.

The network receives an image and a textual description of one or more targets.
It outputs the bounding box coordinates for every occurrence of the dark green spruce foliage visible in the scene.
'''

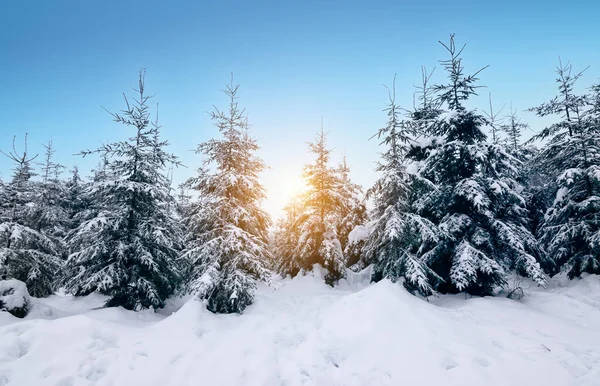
[408,35,546,295]
[363,75,444,296]
[64,70,184,310]
[182,79,272,314]
[0,136,62,297]
[529,61,600,278]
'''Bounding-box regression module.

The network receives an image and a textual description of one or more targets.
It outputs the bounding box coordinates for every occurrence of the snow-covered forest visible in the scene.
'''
[2,34,600,385]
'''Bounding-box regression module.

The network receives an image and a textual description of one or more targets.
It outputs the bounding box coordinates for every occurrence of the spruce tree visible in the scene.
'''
[64,166,87,231]
[30,140,68,256]
[482,93,506,144]
[409,35,546,295]
[290,126,347,285]
[273,194,305,277]
[363,76,444,296]
[65,70,184,310]
[175,185,191,217]
[502,107,528,152]
[0,135,61,297]
[182,79,272,314]
[529,60,600,278]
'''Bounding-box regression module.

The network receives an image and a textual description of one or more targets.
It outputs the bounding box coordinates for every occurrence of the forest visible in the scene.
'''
[2,34,599,317]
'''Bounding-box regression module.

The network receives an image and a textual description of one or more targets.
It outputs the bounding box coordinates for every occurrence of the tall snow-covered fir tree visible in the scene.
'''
[64,166,88,231]
[0,135,62,297]
[286,127,347,285]
[273,193,305,277]
[408,35,546,295]
[182,79,272,314]
[529,60,600,278]
[64,70,184,310]
[362,76,445,296]
[29,140,69,257]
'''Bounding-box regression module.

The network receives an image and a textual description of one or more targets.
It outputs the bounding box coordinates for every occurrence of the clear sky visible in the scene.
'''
[1,0,599,218]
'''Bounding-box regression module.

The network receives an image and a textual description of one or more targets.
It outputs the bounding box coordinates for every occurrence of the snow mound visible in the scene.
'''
[1,274,600,385]
[347,224,370,245]
[0,279,30,318]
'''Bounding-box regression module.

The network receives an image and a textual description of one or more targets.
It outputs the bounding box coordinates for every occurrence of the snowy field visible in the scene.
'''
[1,270,600,386]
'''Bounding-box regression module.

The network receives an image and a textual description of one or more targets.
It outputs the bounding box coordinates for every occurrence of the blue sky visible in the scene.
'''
[1,0,599,217]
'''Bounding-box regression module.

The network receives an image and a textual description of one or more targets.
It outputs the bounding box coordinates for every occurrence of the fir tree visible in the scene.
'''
[410,35,546,295]
[502,107,526,151]
[175,185,191,217]
[64,166,87,231]
[65,70,184,310]
[482,93,506,144]
[273,194,305,277]
[291,126,346,285]
[182,78,272,314]
[529,60,600,278]
[30,140,69,254]
[363,76,444,296]
[0,135,61,297]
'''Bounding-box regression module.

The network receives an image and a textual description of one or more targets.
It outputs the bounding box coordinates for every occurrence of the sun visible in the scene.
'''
[282,174,307,200]
[263,171,307,220]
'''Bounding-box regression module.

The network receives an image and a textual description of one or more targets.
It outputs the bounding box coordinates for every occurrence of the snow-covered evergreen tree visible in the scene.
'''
[273,194,305,277]
[175,185,191,217]
[64,166,87,231]
[182,79,272,314]
[502,107,528,152]
[409,35,546,295]
[529,60,600,278]
[65,70,184,310]
[362,76,444,296]
[288,127,347,285]
[29,140,68,256]
[0,135,61,297]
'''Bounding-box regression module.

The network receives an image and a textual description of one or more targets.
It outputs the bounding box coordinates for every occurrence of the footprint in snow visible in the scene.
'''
[2,338,31,361]
[3,324,29,337]
[443,358,459,370]
[491,339,504,350]
[55,376,74,386]
[473,356,491,368]
[170,353,185,365]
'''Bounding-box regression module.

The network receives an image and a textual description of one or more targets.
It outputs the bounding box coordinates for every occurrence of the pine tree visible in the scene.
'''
[409,35,546,295]
[363,76,444,296]
[0,135,61,297]
[65,70,184,310]
[291,126,347,285]
[182,78,272,314]
[529,60,600,278]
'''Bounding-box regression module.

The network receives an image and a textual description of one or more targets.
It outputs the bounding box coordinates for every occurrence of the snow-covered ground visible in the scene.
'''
[1,269,600,386]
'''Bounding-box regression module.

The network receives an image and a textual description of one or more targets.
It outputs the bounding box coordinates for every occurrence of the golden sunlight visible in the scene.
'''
[264,171,307,220]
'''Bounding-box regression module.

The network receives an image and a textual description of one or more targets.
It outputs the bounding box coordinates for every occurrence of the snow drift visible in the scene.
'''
[0,279,30,318]
[1,271,600,386]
